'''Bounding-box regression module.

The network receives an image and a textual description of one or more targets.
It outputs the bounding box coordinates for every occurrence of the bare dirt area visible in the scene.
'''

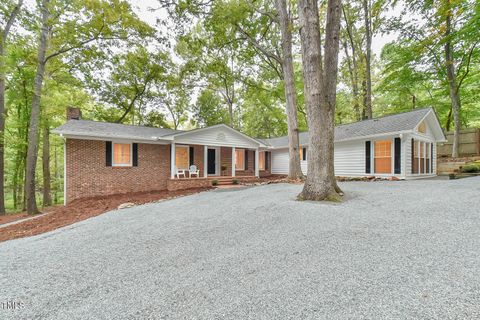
[0,187,211,243]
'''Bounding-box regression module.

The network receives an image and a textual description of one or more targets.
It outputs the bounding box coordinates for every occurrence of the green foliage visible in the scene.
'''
[2,0,480,212]
[211,179,219,186]
[232,179,239,185]
[460,164,480,173]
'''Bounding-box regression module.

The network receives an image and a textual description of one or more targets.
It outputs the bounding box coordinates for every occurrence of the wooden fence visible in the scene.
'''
[437,128,480,157]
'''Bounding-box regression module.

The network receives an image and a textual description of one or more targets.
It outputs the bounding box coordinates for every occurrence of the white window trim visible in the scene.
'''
[411,139,435,176]
[112,142,133,167]
[175,145,190,170]
[373,138,394,175]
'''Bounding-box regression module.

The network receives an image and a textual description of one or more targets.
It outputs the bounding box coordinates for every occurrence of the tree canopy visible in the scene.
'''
[0,0,478,211]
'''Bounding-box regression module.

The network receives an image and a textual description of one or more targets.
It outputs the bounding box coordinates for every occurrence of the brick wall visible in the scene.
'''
[66,139,270,202]
[220,147,232,176]
[66,139,170,203]
[235,149,255,176]
[191,145,205,177]
[166,178,211,191]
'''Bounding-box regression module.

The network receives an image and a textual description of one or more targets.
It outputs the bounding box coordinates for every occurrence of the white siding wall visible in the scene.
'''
[271,136,420,178]
[270,149,313,175]
[334,141,366,176]
[271,149,289,174]
[404,134,412,177]
[271,141,366,176]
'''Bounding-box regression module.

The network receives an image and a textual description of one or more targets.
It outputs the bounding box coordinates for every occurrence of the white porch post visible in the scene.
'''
[170,143,175,179]
[424,142,427,174]
[255,148,259,177]
[204,145,208,177]
[232,147,236,177]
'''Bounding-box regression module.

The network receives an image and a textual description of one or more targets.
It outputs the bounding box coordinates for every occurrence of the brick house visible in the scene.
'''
[54,109,272,204]
[54,107,446,204]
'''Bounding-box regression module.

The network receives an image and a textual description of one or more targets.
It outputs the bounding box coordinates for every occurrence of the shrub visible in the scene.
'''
[232,179,239,185]
[211,179,219,186]
[460,164,480,173]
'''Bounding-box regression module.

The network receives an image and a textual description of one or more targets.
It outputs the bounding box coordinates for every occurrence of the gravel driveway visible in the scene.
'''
[1,177,480,319]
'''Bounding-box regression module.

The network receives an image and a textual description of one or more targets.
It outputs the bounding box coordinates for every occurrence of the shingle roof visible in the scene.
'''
[261,108,432,148]
[52,120,181,141]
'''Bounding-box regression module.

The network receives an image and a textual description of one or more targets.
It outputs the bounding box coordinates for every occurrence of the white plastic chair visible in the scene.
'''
[189,165,200,178]
[175,166,186,179]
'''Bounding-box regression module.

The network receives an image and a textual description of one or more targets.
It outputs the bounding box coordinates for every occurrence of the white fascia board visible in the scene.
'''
[56,132,173,144]
[165,124,267,148]
[267,130,413,149]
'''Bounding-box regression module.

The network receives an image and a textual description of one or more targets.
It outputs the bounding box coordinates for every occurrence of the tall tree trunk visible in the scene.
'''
[42,125,52,207]
[0,0,24,215]
[53,143,58,204]
[0,41,6,215]
[445,106,452,131]
[343,41,361,121]
[298,0,343,201]
[342,5,361,121]
[362,0,373,119]
[275,0,304,181]
[444,0,460,158]
[25,0,50,214]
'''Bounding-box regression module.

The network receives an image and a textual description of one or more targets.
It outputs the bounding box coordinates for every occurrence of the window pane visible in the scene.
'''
[176,147,189,169]
[413,140,419,174]
[259,151,265,170]
[235,149,245,169]
[113,143,131,166]
[374,140,392,174]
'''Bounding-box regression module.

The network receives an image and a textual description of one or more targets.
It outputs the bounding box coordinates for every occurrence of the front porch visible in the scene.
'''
[170,144,267,179]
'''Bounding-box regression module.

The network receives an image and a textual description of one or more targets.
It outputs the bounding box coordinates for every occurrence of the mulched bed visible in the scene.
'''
[0,213,30,226]
[0,187,211,243]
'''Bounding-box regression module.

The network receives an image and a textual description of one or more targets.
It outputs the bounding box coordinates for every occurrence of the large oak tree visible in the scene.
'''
[297,0,343,201]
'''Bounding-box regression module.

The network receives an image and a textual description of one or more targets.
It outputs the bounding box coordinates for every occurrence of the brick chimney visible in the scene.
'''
[67,107,82,120]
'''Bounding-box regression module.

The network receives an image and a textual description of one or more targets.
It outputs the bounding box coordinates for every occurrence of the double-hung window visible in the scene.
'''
[113,143,132,167]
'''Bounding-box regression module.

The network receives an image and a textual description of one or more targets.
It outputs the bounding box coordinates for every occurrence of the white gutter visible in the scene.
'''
[267,130,414,149]
[52,131,174,143]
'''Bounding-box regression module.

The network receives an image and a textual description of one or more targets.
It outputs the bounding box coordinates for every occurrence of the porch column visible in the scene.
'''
[231,147,236,177]
[255,148,259,177]
[170,143,175,179]
[204,145,208,177]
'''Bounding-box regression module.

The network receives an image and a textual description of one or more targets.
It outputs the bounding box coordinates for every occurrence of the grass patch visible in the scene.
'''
[4,191,64,214]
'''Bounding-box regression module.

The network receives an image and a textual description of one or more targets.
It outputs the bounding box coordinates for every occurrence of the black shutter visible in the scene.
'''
[133,143,138,167]
[253,151,256,171]
[394,138,401,174]
[365,141,371,174]
[266,152,270,170]
[245,150,248,170]
[189,146,194,167]
[106,141,112,166]
[302,147,307,161]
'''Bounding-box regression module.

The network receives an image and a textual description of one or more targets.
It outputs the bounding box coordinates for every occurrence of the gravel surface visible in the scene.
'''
[1,177,480,319]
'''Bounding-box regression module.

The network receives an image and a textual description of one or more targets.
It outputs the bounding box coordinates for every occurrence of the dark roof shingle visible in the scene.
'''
[52,120,181,141]
[261,108,432,148]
